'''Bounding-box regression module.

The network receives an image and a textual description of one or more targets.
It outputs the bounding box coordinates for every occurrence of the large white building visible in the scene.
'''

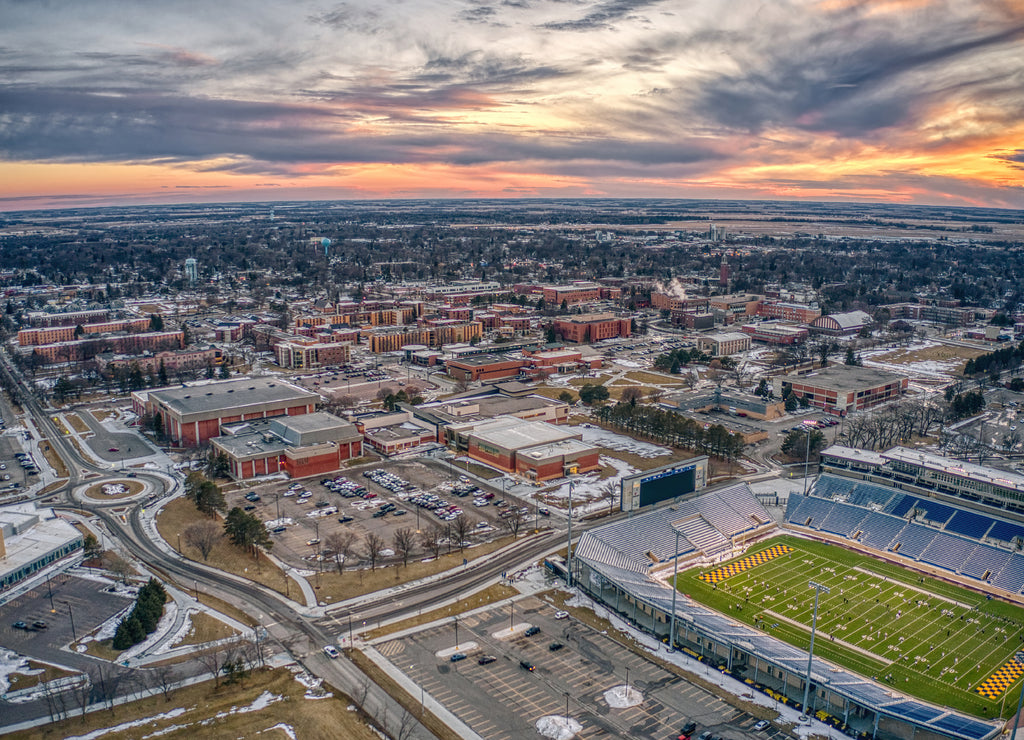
[0,504,83,592]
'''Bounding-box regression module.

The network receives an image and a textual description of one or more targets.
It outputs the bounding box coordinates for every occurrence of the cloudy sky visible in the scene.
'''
[1,0,1022,210]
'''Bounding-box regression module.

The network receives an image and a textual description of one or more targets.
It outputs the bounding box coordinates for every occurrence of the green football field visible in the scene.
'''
[677,534,1024,718]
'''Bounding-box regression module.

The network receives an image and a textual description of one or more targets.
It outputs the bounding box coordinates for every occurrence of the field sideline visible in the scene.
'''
[676,534,1024,718]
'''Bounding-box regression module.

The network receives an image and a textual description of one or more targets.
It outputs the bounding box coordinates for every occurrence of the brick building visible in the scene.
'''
[755,301,822,323]
[212,412,362,480]
[553,313,631,343]
[696,332,751,356]
[274,339,351,369]
[739,322,808,345]
[446,354,527,382]
[459,416,600,481]
[542,283,601,306]
[18,317,151,346]
[808,310,872,337]
[26,309,109,327]
[96,347,222,375]
[31,330,185,364]
[133,377,319,447]
[772,365,908,415]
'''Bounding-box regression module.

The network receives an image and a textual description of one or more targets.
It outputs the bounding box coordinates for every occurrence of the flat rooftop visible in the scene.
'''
[783,364,907,390]
[470,417,578,451]
[882,446,1024,494]
[447,353,519,367]
[150,377,318,416]
[519,438,597,461]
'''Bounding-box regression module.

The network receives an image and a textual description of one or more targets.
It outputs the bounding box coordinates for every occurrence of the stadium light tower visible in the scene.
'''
[566,479,576,588]
[669,527,681,651]
[800,580,830,723]
[802,426,813,496]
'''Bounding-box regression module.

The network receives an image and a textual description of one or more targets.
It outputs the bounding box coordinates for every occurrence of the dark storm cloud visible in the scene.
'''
[0,84,723,171]
[684,18,1024,136]
[540,0,660,30]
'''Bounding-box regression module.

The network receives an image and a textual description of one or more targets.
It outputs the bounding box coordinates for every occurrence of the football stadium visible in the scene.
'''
[571,445,1024,740]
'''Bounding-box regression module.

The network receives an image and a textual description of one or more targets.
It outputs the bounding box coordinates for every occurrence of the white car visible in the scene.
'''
[554,610,569,620]
[322,644,340,659]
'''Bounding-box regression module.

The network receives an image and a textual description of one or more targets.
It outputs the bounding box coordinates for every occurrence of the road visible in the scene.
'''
[0,350,448,739]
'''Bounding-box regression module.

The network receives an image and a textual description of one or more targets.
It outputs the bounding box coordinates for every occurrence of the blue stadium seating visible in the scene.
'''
[914,499,956,525]
[988,520,1024,547]
[819,503,870,538]
[848,482,898,509]
[858,513,908,551]
[945,509,995,540]
[887,494,915,517]
[919,532,976,572]
[961,544,1011,580]
[992,553,1024,592]
[890,523,937,559]
[796,497,837,529]
[811,475,857,501]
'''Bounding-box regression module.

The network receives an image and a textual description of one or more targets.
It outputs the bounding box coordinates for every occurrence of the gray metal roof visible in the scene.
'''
[151,378,318,416]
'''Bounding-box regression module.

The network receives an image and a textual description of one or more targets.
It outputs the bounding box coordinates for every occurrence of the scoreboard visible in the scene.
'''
[620,456,708,512]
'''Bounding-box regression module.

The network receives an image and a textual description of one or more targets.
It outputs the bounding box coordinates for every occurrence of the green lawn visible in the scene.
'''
[677,534,1024,718]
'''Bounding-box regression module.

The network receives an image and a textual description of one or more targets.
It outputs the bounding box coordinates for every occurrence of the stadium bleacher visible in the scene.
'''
[675,515,730,556]
[819,502,870,538]
[945,509,995,540]
[810,475,858,501]
[696,494,756,537]
[919,532,977,573]
[987,520,1024,547]
[961,544,1012,581]
[848,482,899,509]
[992,553,1024,592]
[858,512,908,551]
[787,479,1024,593]
[889,523,937,559]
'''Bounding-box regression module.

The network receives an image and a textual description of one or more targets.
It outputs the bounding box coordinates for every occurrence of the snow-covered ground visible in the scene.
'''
[536,455,634,517]
[0,649,35,694]
[577,427,672,459]
[536,715,583,740]
[859,341,962,381]
[603,684,643,708]
[67,707,190,740]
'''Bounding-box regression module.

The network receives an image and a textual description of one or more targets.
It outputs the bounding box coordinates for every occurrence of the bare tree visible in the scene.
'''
[647,387,666,404]
[451,514,472,551]
[183,520,221,561]
[397,709,418,740]
[600,479,619,516]
[150,665,176,702]
[196,650,229,688]
[354,676,371,708]
[363,532,386,570]
[619,386,645,405]
[325,531,357,574]
[393,527,416,567]
[420,525,444,560]
[102,550,134,584]
[503,507,524,540]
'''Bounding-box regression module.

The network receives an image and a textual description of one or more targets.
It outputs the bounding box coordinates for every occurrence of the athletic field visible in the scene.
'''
[678,534,1024,718]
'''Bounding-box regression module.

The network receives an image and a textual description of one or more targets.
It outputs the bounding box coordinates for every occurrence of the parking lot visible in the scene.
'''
[0,572,134,672]
[233,460,532,569]
[376,596,777,740]
[0,430,35,494]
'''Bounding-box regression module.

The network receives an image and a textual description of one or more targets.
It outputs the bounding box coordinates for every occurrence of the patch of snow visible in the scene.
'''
[603,684,643,708]
[536,715,582,740]
[205,691,282,723]
[612,359,642,368]
[0,649,29,694]
[577,427,671,458]
[264,518,295,529]
[262,723,297,739]
[379,548,395,557]
[66,707,188,740]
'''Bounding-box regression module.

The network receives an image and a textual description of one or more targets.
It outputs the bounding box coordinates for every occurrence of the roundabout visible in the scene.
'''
[81,477,147,502]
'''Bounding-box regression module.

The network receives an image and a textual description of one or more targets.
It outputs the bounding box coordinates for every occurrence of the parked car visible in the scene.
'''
[12,621,28,630]
[753,721,770,732]
[32,620,47,629]
[477,655,497,665]
[524,626,540,636]
[554,610,569,620]
[449,653,467,663]
[548,641,564,651]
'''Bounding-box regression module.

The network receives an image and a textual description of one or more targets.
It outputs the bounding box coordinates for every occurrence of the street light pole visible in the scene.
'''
[669,528,680,650]
[801,580,830,722]
[60,600,77,643]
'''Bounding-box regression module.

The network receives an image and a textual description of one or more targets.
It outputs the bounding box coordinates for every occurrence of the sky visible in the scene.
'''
[1,0,1022,211]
